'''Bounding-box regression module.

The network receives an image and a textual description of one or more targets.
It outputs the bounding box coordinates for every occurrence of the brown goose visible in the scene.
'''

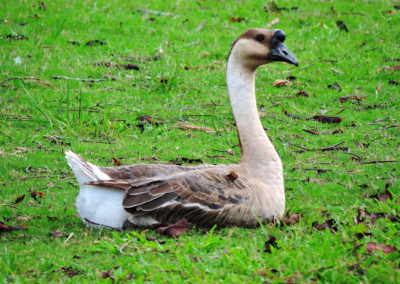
[66,28,298,229]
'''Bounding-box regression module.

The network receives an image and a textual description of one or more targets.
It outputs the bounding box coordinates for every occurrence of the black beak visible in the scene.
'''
[268,30,299,66]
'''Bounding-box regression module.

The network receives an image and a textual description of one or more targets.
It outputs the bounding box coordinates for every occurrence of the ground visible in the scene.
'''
[0,0,399,282]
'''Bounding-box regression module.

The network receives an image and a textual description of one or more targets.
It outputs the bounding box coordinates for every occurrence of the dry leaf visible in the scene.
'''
[155,218,192,238]
[175,123,215,133]
[311,115,343,123]
[273,79,293,87]
[0,221,28,233]
[366,242,396,254]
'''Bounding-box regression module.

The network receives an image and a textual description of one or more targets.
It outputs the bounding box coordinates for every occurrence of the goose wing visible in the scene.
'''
[87,167,257,227]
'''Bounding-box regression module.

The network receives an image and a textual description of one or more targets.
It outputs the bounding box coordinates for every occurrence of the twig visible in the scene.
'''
[119,239,137,256]
[196,20,207,32]
[51,75,107,82]
[83,218,120,230]
[0,204,18,208]
[19,175,52,181]
[5,77,52,86]
[360,160,398,165]
[290,142,348,152]
[136,8,174,16]
[64,232,74,244]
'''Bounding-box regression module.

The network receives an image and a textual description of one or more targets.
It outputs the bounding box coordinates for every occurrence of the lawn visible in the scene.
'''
[1,0,399,282]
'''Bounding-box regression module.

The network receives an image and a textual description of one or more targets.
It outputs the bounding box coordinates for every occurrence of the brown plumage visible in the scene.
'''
[66,28,298,229]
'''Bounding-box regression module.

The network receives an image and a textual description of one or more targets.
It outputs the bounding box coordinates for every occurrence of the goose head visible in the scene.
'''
[229,28,298,70]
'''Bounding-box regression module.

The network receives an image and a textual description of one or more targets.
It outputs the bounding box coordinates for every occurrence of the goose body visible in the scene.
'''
[66,28,298,229]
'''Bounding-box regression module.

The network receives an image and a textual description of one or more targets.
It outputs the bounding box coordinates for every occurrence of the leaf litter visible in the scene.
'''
[155,218,192,238]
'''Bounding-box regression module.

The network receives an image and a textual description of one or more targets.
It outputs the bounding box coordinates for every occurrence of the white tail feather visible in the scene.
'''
[65,150,130,229]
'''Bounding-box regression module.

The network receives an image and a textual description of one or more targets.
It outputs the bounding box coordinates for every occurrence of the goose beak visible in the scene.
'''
[269,42,299,66]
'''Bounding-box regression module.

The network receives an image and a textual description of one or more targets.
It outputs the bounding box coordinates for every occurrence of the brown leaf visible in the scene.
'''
[354,208,399,224]
[0,221,28,233]
[112,157,122,166]
[273,79,293,87]
[49,231,65,239]
[312,218,338,233]
[174,123,215,133]
[327,82,342,92]
[282,213,300,225]
[59,266,83,277]
[339,95,364,103]
[155,218,192,238]
[302,129,319,135]
[282,108,301,119]
[120,64,139,70]
[86,40,107,46]
[354,142,369,148]
[138,115,154,123]
[14,194,25,204]
[336,20,349,32]
[382,65,400,72]
[229,16,245,23]
[264,235,278,253]
[366,242,396,254]
[102,270,114,279]
[296,90,309,97]
[311,115,343,123]
[31,191,44,201]
[369,189,393,202]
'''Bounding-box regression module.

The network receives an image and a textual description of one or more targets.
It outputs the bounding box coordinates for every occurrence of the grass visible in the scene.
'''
[1,0,399,282]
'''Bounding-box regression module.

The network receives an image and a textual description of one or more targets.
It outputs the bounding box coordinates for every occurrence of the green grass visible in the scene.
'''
[1,0,399,282]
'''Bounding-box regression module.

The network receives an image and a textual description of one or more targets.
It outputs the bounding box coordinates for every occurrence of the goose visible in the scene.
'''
[66,28,298,229]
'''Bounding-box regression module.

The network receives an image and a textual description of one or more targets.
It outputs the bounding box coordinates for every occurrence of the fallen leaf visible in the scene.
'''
[14,194,25,204]
[302,129,319,135]
[155,218,192,238]
[354,142,369,148]
[366,242,396,254]
[85,40,107,46]
[282,108,301,119]
[281,213,300,225]
[311,115,343,124]
[339,95,364,103]
[369,189,393,202]
[312,218,338,233]
[112,157,122,166]
[389,79,399,85]
[59,266,83,277]
[49,231,65,239]
[273,79,293,87]
[327,82,342,92]
[229,16,245,23]
[102,270,114,279]
[382,65,400,72]
[296,90,309,97]
[139,115,154,123]
[67,40,80,46]
[174,123,215,133]
[354,208,399,224]
[264,235,278,253]
[0,221,28,233]
[336,20,349,32]
[120,64,139,70]
[31,191,44,201]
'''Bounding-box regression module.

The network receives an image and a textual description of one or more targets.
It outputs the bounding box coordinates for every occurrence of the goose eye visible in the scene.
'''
[255,34,265,42]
